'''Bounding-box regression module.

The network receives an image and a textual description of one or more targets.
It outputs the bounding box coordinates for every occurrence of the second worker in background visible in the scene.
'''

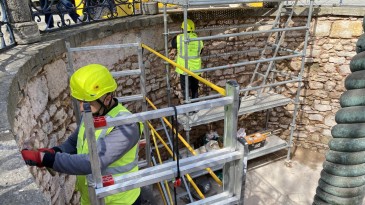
[171,19,204,101]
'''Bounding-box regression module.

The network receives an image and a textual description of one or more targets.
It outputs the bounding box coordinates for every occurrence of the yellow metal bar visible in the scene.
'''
[146,98,223,186]
[149,123,173,156]
[151,130,174,205]
[149,122,205,199]
[156,171,168,205]
[141,43,226,96]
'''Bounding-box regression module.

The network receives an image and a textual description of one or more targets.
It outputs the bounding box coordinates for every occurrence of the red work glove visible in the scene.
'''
[21,149,43,167]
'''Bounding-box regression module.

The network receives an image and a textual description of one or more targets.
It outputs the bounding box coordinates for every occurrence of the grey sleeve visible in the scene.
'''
[52,122,140,175]
[56,126,80,154]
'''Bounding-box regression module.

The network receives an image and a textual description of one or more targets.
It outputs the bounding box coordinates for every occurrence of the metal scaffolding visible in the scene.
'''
[65,37,249,204]
[63,0,315,203]
[160,0,314,163]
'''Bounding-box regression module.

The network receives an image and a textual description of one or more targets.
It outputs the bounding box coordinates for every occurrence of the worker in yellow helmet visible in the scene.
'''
[21,64,143,205]
[171,19,204,100]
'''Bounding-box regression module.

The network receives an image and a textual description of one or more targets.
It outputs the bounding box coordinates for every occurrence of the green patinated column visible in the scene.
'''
[5,0,40,44]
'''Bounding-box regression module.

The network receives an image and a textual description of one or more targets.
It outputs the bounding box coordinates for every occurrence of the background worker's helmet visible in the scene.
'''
[181,19,195,32]
[70,64,117,102]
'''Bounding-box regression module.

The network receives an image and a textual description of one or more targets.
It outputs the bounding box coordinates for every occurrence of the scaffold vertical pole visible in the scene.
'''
[83,103,105,205]
[65,41,82,125]
[183,2,190,104]
[223,80,244,202]
[287,0,314,162]
[137,36,151,169]
[163,3,172,108]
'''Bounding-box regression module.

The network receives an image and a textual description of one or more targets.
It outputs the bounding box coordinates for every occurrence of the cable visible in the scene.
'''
[171,106,181,205]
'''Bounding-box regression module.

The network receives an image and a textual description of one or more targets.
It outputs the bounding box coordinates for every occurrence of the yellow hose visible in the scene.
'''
[148,123,206,199]
[151,130,174,205]
[141,43,226,96]
[146,98,223,186]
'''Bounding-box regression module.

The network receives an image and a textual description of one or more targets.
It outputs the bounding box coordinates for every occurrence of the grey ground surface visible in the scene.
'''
[144,146,331,205]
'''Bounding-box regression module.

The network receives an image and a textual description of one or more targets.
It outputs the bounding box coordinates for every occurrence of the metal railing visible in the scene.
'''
[28,0,142,31]
[0,0,16,51]
[287,0,364,6]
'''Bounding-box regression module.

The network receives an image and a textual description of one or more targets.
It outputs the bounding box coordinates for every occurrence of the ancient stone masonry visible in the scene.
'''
[13,58,79,204]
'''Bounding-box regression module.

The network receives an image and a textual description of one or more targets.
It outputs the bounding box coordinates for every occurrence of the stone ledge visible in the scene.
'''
[0,132,51,205]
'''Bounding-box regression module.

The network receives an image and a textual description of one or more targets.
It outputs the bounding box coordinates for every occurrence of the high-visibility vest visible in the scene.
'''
[76,104,143,205]
[175,32,204,75]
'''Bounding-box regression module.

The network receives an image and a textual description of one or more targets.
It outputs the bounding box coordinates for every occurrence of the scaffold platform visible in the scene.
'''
[178,92,291,127]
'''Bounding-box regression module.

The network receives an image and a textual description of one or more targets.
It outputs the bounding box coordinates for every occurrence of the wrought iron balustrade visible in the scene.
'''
[29,0,142,31]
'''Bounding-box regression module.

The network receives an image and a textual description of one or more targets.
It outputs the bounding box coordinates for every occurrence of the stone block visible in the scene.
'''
[330,21,363,38]
[329,57,346,64]
[324,114,336,127]
[314,21,331,37]
[324,81,336,91]
[308,114,324,121]
[308,81,324,89]
[45,60,68,100]
[314,104,332,112]
[12,22,40,44]
[27,76,48,119]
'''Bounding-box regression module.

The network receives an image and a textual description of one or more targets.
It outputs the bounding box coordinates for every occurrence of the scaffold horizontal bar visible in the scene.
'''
[239,78,299,93]
[189,0,274,6]
[155,0,293,6]
[96,149,242,198]
[188,192,238,205]
[201,48,266,60]
[166,22,274,35]
[187,26,307,42]
[111,69,141,77]
[270,44,301,54]
[195,53,303,73]
[67,43,139,52]
[99,96,233,128]
[190,93,221,102]
[116,94,143,103]
[118,148,233,183]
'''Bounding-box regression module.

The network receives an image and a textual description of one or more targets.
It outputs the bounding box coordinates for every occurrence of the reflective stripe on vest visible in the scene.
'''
[76,103,143,205]
[175,32,204,75]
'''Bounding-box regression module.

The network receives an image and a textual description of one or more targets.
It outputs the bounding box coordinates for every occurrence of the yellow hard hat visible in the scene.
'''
[181,19,195,32]
[70,64,117,102]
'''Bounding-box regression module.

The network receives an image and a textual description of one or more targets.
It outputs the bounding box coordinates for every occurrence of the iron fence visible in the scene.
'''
[29,0,142,31]
[0,0,16,51]
[288,0,364,6]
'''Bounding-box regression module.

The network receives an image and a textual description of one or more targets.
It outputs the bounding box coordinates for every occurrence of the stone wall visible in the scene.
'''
[169,13,363,152]
[1,7,364,205]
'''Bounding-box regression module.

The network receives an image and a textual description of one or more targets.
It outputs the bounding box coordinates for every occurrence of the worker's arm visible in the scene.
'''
[55,126,80,154]
[43,122,140,175]
[171,36,177,49]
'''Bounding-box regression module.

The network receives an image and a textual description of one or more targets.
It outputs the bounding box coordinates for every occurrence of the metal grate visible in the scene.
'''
[169,8,278,22]
[29,0,142,31]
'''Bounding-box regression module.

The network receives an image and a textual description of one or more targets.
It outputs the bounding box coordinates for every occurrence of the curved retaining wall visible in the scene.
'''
[0,7,364,204]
